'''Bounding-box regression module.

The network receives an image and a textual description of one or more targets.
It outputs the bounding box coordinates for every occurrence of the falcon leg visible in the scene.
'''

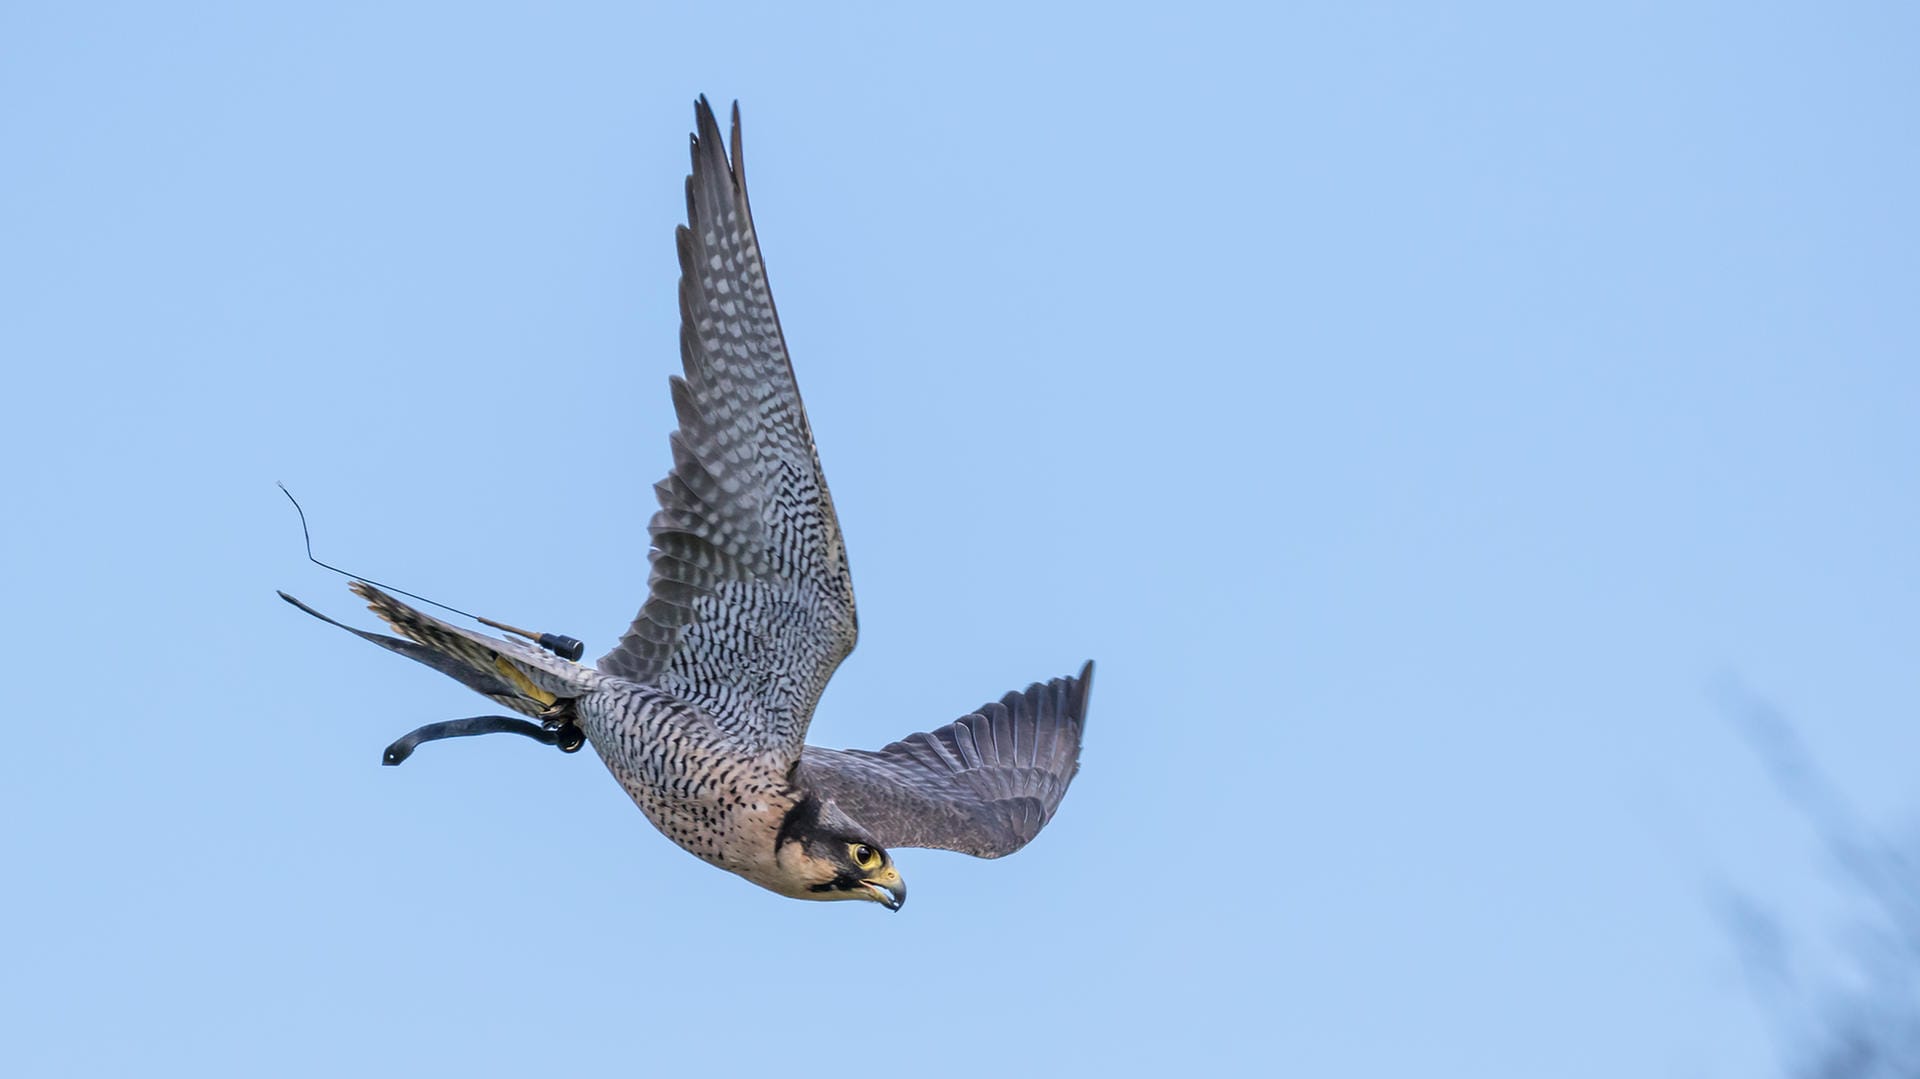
[538,700,587,754]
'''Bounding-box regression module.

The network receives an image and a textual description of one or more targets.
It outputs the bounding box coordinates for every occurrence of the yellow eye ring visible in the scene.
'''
[849,843,880,870]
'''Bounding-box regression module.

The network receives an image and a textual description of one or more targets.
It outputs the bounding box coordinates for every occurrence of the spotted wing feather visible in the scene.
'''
[599,97,857,760]
[795,663,1093,858]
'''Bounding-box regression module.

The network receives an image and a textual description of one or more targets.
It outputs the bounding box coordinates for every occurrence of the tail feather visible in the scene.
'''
[280,583,601,718]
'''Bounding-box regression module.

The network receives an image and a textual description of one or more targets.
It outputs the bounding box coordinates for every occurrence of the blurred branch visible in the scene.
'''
[1720,689,1920,1078]
[1731,695,1920,946]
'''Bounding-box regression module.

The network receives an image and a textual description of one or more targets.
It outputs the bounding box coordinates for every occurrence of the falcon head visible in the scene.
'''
[772,795,907,911]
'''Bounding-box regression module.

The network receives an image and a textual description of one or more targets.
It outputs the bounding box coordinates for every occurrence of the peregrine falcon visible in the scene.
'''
[281,97,1092,911]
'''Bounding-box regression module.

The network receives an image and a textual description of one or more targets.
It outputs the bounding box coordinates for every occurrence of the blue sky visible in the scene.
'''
[4,2,1916,1075]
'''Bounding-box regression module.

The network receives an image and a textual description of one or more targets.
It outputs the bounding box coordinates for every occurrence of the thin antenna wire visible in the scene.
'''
[277,482,487,623]
[277,483,586,661]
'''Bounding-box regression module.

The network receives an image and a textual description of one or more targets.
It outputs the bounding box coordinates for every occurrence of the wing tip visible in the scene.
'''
[1073,659,1095,720]
[689,93,741,190]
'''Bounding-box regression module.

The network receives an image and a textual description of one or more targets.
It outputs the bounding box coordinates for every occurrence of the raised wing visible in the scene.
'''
[794,663,1093,858]
[598,98,857,759]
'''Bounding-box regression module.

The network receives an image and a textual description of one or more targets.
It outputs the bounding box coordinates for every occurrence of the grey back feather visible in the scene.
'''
[598,98,858,759]
[795,663,1093,858]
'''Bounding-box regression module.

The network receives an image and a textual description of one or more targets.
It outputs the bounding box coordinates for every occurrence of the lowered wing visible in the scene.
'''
[794,663,1093,858]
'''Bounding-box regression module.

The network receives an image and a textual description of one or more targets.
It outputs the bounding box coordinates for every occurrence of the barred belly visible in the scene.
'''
[575,685,797,874]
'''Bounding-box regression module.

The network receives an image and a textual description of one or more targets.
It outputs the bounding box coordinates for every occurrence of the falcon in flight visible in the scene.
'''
[281,98,1092,911]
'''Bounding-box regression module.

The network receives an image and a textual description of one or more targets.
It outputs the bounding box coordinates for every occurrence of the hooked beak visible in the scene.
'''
[860,871,906,912]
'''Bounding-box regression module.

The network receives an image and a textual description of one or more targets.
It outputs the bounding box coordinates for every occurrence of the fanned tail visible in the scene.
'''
[279,582,602,718]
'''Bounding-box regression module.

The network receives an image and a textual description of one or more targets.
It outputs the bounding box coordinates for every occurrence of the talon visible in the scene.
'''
[557,723,585,753]
[538,700,576,731]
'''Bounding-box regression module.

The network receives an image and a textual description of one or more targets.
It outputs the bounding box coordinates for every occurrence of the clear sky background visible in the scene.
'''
[3,3,1916,1075]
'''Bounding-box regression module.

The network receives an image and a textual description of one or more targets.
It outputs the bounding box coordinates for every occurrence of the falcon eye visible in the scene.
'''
[848,843,880,870]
